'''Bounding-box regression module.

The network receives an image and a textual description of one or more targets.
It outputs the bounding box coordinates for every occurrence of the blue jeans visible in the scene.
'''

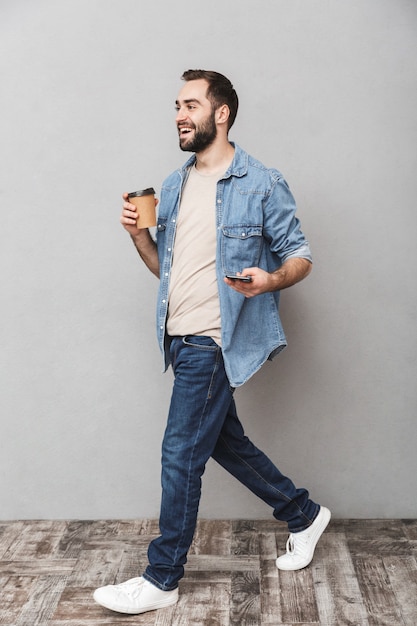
[143,336,319,591]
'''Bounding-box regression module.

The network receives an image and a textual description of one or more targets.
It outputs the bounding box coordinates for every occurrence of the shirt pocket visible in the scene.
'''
[220,225,263,274]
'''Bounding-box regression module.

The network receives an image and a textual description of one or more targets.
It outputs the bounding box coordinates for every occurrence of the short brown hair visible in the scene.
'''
[181,69,239,130]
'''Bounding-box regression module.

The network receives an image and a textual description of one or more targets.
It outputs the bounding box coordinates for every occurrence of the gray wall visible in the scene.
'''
[1,0,416,520]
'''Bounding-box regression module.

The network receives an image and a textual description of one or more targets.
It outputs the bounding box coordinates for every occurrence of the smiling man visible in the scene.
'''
[93,69,330,616]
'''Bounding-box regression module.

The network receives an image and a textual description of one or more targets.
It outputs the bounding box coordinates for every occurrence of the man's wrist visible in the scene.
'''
[268,270,284,291]
[130,229,152,247]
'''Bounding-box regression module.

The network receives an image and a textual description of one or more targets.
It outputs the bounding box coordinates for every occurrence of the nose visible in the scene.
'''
[175,106,187,124]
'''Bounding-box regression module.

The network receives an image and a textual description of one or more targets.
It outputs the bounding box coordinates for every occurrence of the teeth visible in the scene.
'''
[180,127,192,134]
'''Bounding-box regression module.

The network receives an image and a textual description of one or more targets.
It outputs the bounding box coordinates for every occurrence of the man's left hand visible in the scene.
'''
[224,258,312,297]
[224,267,273,298]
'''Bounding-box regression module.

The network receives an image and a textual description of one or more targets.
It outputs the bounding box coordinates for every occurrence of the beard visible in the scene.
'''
[179,110,217,153]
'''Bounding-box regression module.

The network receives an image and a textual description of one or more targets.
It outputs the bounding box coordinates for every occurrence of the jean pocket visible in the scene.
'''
[182,335,219,351]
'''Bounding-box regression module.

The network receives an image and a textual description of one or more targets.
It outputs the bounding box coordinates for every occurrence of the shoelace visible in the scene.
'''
[114,578,143,598]
[285,535,295,554]
[285,531,310,555]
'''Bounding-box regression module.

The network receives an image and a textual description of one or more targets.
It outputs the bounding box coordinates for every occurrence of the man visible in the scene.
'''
[94,69,330,615]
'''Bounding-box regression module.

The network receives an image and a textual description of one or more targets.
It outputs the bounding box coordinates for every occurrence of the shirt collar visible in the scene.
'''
[179,143,248,179]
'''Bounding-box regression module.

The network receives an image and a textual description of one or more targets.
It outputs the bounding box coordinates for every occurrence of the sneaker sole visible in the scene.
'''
[93,590,178,614]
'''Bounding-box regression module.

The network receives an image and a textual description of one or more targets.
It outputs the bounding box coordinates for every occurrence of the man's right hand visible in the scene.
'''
[120,193,160,278]
[120,192,159,237]
[120,193,141,236]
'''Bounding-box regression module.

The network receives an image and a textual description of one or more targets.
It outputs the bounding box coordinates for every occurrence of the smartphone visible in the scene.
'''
[225,274,252,283]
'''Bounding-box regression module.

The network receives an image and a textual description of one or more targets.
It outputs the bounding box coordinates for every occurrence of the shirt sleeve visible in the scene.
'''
[281,241,312,263]
[263,173,312,265]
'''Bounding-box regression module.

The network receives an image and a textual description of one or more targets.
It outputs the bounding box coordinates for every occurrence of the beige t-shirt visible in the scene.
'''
[166,165,222,346]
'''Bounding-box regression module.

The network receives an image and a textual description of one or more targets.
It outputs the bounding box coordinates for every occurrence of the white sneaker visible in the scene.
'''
[276,506,331,571]
[93,576,179,614]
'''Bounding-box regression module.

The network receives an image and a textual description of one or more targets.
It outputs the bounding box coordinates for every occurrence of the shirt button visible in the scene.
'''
[165,273,169,277]
[168,248,171,252]
[162,299,166,304]
[217,199,222,204]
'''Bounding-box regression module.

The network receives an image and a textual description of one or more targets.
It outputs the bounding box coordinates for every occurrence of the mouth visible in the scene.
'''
[178,125,194,137]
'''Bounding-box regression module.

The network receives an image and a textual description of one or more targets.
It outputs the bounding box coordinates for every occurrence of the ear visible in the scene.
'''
[215,104,230,127]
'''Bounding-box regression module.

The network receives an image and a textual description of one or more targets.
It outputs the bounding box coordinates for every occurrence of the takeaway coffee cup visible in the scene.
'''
[127,188,156,229]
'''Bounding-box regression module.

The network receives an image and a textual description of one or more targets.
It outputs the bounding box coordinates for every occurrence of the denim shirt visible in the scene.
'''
[155,143,312,387]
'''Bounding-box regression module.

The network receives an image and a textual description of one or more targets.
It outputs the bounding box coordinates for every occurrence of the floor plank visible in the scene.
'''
[384,555,417,626]
[312,531,370,626]
[230,570,261,626]
[354,556,405,626]
[258,530,281,625]
[278,567,319,624]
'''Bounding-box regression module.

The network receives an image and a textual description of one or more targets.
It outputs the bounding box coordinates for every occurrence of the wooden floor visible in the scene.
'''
[0,518,416,626]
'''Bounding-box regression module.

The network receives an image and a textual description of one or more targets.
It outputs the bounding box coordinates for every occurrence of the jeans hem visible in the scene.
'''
[142,571,178,592]
[288,504,321,533]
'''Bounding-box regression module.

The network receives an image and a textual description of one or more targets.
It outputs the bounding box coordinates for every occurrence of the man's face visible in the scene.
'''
[175,79,217,153]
